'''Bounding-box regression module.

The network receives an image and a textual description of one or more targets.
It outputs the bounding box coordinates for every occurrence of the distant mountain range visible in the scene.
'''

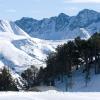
[15,9,100,40]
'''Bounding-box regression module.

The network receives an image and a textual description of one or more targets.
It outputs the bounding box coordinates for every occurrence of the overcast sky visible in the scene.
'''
[0,0,100,20]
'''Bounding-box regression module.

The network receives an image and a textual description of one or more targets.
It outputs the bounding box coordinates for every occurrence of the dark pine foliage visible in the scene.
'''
[21,65,38,88]
[0,67,18,91]
[36,32,100,87]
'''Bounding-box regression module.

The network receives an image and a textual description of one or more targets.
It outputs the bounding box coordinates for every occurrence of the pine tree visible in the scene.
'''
[21,65,38,88]
[0,67,18,91]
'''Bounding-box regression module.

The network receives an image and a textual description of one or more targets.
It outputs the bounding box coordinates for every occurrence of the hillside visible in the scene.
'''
[0,20,71,74]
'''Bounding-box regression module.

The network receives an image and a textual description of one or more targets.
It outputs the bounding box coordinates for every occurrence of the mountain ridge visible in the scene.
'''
[15,9,100,40]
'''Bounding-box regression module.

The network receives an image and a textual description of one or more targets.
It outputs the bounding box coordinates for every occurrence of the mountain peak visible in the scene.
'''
[20,17,38,22]
[78,9,99,16]
[80,9,93,12]
[58,13,69,18]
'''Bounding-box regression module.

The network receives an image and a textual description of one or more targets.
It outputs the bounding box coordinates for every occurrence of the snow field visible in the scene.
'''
[0,91,100,100]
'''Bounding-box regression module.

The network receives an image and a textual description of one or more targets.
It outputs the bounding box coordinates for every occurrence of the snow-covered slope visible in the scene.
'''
[16,9,100,40]
[0,20,70,74]
[54,66,100,92]
[0,20,33,72]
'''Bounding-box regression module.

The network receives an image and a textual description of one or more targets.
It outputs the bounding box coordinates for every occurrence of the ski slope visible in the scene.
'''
[0,91,99,100]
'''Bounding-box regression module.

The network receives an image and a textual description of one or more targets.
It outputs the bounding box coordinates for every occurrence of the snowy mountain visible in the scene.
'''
[0,9,100,90]
[15,9,100,40]
[0,20,73,87]
[0,20,69,75]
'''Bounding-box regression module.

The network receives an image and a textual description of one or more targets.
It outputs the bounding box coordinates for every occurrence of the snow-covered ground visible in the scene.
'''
[0,91,100,100]
[54,66,100,92]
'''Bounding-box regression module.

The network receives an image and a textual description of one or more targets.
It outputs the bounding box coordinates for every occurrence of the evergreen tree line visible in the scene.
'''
[35,33,100,88]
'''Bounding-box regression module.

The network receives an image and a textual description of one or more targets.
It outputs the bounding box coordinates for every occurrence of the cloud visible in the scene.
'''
[65,7,79,15]
[64,0,100,3]
[5,9,16,13]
